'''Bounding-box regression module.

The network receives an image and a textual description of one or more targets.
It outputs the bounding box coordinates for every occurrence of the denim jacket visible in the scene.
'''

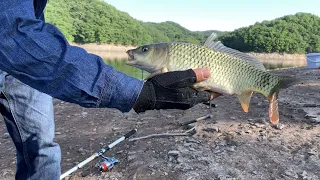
[0,0,144,112]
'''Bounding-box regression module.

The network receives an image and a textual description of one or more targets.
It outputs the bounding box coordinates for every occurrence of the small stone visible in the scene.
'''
[55,132,62,135]
[230,116,236,120]
[227,146,236,152]
[203,126,219,133]
[245,130,252,134]
[112,127,120,131]
[284,170,298,178]
[252,171,258,175]
[127,155,136,161]
[301,171,308,178]
[168,150,180,162]
[3,133,10,139]
[307,149,317,156]
[81,112,88,117]
[66,152,70,155]
[78,148,84,153]
[275,123,285,130]
[168,150,180,157]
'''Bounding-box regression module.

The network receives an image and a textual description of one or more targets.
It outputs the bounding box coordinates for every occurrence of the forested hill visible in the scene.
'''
[218,13,320,53]
[44,0,218,45]
[45,0,319,53]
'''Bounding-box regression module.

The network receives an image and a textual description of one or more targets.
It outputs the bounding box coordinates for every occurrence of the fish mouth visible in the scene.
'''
[125,50,137,65]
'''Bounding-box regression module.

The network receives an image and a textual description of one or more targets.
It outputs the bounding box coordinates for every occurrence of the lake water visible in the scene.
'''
[104,58,305,80]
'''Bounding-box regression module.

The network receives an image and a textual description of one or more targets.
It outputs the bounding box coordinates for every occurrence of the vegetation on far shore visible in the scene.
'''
[45,0,319,54]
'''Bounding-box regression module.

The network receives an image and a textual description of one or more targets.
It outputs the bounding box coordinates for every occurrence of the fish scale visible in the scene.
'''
[168,43,282,96]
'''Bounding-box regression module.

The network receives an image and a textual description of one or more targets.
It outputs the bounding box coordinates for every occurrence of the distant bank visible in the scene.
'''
[73,43,306,66]
[71,43,135,59]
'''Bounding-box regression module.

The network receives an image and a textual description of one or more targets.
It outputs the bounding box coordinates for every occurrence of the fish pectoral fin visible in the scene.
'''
[237,91,253,113]
[144,67,168,80]
[268,92,279,125]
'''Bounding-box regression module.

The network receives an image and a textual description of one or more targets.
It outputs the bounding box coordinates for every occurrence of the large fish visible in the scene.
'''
[126,34,297,125]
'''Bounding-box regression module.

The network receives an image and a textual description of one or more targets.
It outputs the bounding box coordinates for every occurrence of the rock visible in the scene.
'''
[275,123,285,130]
[227,146,236,152]
[168,150,180,162]
[127,155,136,161]
[78,148,84,153]
[284,170,298,178]
[168,150,180,157]
[81,112,88,117]
[300,171,308,179]
[55,131,62,135]
[112,127,120,131]
[202,126,219,133]
[307,148,317,156]
[230,116,236,120]
[2,133,10,139]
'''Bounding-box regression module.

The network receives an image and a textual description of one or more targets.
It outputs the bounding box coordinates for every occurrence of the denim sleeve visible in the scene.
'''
[0,0,144,112]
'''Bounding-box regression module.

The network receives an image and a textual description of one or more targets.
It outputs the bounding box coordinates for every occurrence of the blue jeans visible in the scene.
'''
[0,71,61,180]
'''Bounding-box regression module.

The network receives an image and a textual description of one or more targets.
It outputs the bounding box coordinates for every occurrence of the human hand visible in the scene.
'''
[133,68,221,113]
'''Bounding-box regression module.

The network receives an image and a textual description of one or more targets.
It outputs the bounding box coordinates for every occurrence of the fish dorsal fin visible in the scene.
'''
[204,33,266,71]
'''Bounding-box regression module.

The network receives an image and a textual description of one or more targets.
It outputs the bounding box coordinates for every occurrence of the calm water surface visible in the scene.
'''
[104,58,304,80]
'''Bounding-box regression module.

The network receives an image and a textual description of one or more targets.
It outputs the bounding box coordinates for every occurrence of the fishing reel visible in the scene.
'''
[97,155,119,172]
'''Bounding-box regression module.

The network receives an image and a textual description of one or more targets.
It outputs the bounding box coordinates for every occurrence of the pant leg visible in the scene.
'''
[0,71,61,180]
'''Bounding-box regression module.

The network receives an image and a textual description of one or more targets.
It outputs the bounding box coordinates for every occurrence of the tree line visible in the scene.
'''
[45,0,319,53]
[217,13,320,53]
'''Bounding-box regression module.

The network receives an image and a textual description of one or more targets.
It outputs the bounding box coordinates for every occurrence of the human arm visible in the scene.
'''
[0,0,143,112]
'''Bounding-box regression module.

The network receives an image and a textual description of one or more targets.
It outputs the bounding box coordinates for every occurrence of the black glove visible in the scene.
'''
[133,69,211,113]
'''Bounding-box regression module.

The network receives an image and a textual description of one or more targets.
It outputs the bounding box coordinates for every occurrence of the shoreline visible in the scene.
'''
[72,43,307,66]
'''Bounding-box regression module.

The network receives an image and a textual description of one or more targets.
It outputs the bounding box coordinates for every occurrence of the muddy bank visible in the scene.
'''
[0,67,319,180]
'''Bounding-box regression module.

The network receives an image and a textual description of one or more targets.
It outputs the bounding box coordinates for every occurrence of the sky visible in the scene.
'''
[103,0,320,31]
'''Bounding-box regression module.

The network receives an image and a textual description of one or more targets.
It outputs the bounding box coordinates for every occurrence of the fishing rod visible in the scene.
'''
[60,129,137,180]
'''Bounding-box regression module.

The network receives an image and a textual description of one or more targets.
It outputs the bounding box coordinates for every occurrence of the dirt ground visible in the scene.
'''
[0,67,320,180]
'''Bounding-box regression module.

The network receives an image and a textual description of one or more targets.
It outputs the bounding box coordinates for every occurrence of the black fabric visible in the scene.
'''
[134,69,211,113]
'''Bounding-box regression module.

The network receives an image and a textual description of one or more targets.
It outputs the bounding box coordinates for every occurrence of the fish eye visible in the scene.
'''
[142,47,148,52]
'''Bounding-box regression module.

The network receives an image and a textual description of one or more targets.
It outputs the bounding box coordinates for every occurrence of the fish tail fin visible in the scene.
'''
[267,92,279,125]
[266,76,295,125]
[266,76,317,125]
